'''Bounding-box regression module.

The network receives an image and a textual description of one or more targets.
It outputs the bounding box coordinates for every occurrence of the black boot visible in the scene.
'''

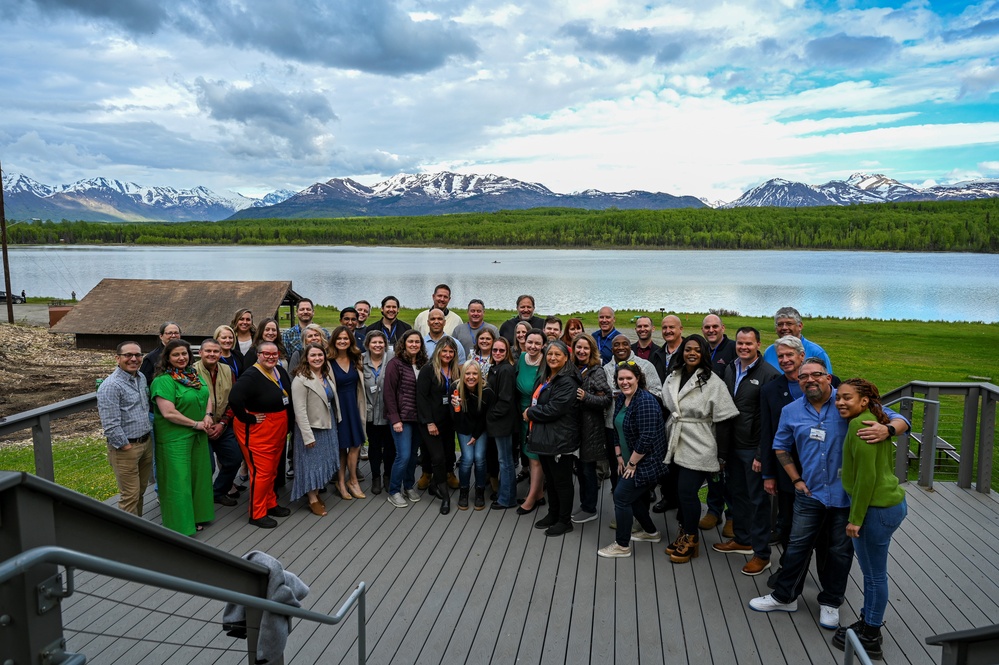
[832,620,883,660]
[439,482,451,515]
[474,487,485,510]
[371,475,383,495]
[458,487,470,510]
[428,481,441,499]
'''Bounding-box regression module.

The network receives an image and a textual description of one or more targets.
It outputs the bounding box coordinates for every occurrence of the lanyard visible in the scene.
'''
[254,363,288,397]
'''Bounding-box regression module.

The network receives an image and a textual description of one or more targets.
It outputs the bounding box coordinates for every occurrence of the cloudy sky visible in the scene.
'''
[2,0,998,202]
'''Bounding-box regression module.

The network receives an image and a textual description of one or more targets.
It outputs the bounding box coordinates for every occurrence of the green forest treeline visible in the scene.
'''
[8,199,999,252]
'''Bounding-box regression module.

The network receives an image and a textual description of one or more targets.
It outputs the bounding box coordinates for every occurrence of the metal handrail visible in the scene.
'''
[842,628,874,665]
[0,546,367,665]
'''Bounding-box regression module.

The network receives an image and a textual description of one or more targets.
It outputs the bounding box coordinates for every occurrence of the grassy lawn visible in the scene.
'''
[3,308,996,499]
[0,437,118,501]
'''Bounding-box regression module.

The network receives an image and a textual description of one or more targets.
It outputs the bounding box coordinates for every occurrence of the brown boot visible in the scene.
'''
[447,472,460,489]
[665,528,686,555]
[417,472,432,490]
[670,533,700,563]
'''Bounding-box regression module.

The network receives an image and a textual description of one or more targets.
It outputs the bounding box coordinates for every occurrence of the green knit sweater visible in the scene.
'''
[841,411,906,526]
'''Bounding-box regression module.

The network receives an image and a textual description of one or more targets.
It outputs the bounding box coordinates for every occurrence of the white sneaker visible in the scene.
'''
[405,488,421,503]
[597,542,632,558]
[749,594,798,613]
[571,510,598,524]
[387,492,408,508]
[819,604,840,630]
[360,445,369,461]
[631,529,662,543]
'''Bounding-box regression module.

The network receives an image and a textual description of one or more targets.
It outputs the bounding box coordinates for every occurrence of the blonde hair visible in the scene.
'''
[457,359,484,412]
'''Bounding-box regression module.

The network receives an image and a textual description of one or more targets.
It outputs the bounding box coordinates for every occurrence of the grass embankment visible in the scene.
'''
[3,309,996,498]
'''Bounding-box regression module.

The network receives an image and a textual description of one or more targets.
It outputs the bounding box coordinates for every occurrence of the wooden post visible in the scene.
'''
[918,386,940,489]
[958,386,979,489]
[32,414,56,482]
[978,390,996,494]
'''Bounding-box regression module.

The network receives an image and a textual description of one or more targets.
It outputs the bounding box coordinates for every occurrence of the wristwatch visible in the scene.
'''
[886,424,897,438]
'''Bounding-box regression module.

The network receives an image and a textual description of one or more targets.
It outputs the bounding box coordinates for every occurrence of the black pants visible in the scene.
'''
[367,423,396,478]
[603,428,619,490]
[676,465,711,534]
[420,422,456,485]
[539,454,576,525]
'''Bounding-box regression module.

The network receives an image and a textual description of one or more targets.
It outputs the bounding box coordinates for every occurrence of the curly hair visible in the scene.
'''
[840,378,890,425]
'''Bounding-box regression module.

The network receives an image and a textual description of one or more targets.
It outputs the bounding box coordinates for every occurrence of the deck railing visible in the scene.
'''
[882,381,997,493]
[0,472,367,665]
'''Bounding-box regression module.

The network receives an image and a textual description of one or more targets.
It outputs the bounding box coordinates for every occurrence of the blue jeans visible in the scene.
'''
[854,498,907,626]
[726,448,771,558]
[210,425,243,498]
[389,424,419,494]
[613,476,658,546]
[493,435,516,507]
[457,433,488,489]
[575,459,598,514]
[705,469,731,519]
[774,492,854,607]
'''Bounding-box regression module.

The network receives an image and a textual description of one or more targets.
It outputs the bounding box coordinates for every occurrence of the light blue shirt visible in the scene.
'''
[773,387,908,508]
[423,334,467,365]
[734,356,758,394]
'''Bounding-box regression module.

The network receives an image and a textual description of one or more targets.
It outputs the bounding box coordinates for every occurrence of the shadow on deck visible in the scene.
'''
[61,468,999,665]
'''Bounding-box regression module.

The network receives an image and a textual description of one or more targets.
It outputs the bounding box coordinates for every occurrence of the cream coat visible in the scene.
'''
[291,370,342,446]
[661,369,739,472]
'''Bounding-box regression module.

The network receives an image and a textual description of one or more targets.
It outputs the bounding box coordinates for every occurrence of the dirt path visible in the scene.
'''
[0,323,109,444]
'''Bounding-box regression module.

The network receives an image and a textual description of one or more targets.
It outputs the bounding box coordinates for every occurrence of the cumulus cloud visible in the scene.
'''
[958,63,999,97]
[192,78,338,159]
[979,161,999,176]
[12,0,478,75]
[559,21,658,63]
[805,33,897,67]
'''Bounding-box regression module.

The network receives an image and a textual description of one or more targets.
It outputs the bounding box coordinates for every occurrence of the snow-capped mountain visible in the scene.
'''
[228,171,704,219]
[725,172,999,207]
[2,174,295,222]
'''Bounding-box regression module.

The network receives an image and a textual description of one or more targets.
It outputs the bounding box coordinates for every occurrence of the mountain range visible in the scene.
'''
[3,170,998,223]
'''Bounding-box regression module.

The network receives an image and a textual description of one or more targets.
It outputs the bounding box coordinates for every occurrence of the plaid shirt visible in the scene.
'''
[97,367,151,449]
[614,388,668,487]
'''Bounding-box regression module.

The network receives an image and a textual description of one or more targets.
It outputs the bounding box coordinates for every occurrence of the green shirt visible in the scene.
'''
[614,405,630,459]
[841,411,906,526]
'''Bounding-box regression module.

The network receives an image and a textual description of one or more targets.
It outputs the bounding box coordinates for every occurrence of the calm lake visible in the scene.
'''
[8,246,999,322]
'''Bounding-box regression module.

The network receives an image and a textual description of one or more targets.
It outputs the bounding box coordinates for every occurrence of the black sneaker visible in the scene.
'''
[249,516,277,529]
[491,501,515,510]
[545,522,574,537]
[267,505,291,517]
[214,494,237,506]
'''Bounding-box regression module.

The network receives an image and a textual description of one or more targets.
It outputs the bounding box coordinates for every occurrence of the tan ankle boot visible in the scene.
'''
[665,528,686,555]
[670,533,700,563]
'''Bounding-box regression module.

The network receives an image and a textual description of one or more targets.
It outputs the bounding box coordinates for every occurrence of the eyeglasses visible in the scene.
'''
[798,371,828,381]
[616,361,637,367]
[259,352,280,358]
[117,353,142,359]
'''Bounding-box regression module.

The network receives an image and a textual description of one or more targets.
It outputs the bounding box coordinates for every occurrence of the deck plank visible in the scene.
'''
[54,473,999,665]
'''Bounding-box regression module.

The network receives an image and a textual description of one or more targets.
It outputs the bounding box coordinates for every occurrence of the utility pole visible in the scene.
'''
[1,158,14,324]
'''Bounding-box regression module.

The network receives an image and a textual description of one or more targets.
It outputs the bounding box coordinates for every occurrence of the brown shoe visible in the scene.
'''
[309,500,327,517]
[670,533,700,563]
[348,482,366,499]
[742,556,772,576]
[712,539,753,555]
[698,513,720,530]
[447,472,460,489]
[665,528,686,555]
[722,519,735,539]
[417,472,432,490]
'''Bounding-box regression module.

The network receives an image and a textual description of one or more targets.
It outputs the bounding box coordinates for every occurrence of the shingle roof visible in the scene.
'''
[50,279,300,337]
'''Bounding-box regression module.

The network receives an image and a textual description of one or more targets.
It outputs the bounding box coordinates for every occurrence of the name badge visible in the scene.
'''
[531,397,539,406]
[370,385,378,393]
[282,396,290,406]
[809,427,825,442]
[443,396,450,405]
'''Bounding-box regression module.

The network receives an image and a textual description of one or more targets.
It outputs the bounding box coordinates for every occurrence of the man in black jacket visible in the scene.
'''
[498,294,545,342]
[700,313,738,531]
[713,327,780,576]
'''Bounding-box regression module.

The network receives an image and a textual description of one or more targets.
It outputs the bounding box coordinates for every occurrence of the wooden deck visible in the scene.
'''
[60,468,999,665]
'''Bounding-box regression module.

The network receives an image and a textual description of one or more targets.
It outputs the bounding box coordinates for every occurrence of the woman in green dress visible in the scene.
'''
[515,329,546,514]
[152,339,215,535]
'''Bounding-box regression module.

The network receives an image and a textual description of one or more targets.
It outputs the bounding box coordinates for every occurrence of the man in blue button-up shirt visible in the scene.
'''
[97,341,153,516]
[748,356,910,629]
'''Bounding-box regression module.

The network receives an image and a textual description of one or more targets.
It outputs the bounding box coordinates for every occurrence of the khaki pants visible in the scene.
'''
[107,438,153,516]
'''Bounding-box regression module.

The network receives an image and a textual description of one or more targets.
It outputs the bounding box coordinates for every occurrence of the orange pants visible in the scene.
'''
[235,412,288,520]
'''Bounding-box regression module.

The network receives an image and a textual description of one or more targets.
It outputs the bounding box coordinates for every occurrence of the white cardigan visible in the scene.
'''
[661,369,739,472]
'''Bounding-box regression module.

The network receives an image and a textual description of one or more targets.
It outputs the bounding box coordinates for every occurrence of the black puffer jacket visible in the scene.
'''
[577,364,611,462]
[526,365,581,456]
[486,362,517,437]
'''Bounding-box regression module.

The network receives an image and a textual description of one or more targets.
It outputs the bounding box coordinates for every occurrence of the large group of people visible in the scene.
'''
[97,288,909,660]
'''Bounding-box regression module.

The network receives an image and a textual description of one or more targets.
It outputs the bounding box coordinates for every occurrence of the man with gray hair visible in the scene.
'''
[762,306,832,375]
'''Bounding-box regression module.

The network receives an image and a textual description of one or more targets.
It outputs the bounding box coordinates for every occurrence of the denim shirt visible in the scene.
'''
[773,387,908,509]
